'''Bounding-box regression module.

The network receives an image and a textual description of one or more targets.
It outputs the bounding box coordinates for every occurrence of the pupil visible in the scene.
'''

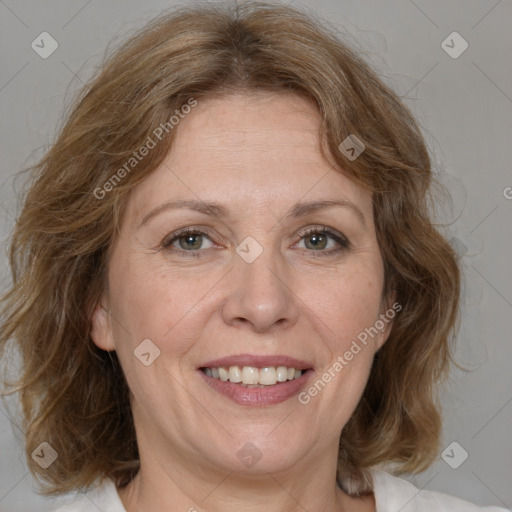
[181,234,201,250]
[308,233,326,250]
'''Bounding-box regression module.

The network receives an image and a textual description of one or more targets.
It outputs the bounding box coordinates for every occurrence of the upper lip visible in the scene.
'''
[199,354,313,370]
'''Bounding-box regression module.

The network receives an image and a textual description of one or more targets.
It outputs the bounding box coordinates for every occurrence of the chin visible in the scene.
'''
[193,428,316,476]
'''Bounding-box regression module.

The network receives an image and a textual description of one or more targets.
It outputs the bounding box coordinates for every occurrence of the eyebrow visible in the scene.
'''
[137,198,366,229]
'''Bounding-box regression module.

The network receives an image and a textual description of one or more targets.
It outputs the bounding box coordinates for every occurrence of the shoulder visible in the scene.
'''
[51,478,126,512]
[370,468,508,512]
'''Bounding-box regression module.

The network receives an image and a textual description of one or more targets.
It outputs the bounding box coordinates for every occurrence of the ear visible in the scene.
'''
[375,291,399,351]
[90,299,116,351]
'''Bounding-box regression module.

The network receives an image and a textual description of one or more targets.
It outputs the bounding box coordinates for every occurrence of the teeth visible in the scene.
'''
[228,366,242,383]
[218,367,229,381]
[204,366,304,386]
[259,367,277,385]
[276,366,288,382]
[241,366,259,385]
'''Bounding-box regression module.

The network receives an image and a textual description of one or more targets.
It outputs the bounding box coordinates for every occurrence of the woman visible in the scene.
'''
[0,2,506,511]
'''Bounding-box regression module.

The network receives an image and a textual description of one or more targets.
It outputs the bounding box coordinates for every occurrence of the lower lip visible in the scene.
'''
[198,370,313,406]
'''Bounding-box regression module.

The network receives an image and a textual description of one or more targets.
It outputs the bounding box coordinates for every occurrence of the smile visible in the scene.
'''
[201,366,303,386]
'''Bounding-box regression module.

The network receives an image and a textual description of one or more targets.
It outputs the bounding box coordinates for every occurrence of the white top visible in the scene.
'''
[52,468,508,511]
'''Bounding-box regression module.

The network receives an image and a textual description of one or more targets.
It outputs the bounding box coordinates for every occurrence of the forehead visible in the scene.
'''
[179,91,321,148]
[123,92,372,227]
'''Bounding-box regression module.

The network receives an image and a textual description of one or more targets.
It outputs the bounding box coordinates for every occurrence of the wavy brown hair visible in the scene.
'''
[0,0,460,497]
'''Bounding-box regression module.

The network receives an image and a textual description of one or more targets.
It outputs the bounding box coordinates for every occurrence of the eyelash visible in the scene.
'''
[161,225,350,258]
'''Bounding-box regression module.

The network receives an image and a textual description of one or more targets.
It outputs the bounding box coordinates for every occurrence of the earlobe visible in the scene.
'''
[90,301,116,351]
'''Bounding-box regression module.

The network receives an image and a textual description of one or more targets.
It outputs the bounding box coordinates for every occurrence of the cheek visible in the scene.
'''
[300,262,384,413]
[109,257,221,356]
[305,264,384,350]
[300,271,381,422]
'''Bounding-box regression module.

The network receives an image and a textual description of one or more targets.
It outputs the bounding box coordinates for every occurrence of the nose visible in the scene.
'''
[221,246,300,333]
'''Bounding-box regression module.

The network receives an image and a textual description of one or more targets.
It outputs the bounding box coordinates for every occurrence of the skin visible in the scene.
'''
[91,92,394,512]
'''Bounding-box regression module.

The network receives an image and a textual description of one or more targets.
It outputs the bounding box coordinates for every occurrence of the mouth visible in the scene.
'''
[199,365,305,387]
[198,355,314,406]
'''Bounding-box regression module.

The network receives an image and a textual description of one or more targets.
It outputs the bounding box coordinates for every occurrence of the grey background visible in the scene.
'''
[0,0,511,510]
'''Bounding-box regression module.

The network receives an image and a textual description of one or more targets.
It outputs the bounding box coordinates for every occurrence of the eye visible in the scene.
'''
[162,228,215,256]
[161,225,350,258]
[295,226,349,255]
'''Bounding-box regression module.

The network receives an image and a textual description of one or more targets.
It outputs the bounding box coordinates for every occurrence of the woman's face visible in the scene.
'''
[91,92,393,478]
